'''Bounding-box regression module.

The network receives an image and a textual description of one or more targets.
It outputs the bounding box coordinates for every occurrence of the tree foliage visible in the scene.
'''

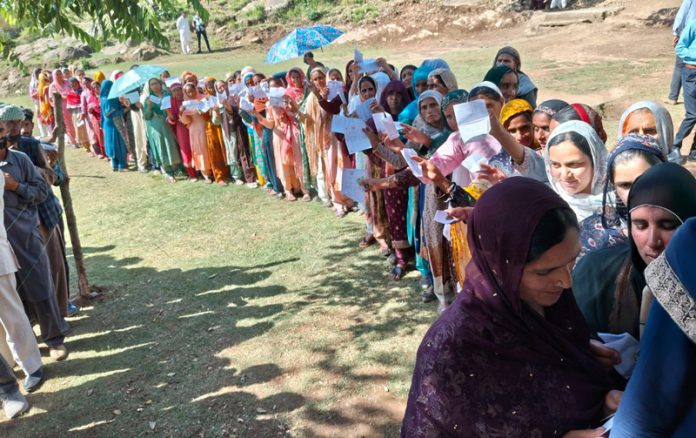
[0,0,208,69]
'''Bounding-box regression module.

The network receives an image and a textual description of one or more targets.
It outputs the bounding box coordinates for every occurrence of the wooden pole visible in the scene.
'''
[52,92,96,300]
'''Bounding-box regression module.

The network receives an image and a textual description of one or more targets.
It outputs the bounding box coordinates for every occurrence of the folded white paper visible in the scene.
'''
[401,148,423,178]
[434,210,456,225]
[454,100,490,143]
[341,168,366,203]
[355,97,375,122]
[461,152,487,174]
[598,332,640,379]
[240,98,254,113]
[228,84,244,97]
[160,95,172,110]
[354,48,380,74]
[373,112,400,140]
[216,91,228,103]
[124,91,139,105]
[148,95,162,105]
[181,100,200,113]
[344,122,371,154]
[250,86,267,99]
[268,87,286,107]
[327,80,344,101]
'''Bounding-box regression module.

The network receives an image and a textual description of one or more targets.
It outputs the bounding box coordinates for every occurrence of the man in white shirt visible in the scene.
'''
[176,11,192,55]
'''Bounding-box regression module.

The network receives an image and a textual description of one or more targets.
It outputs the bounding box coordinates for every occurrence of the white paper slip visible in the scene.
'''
[331,114,351,134]
[198,99,212,113]
[250,86,267,99]
[601,416,614,436]
[598,332,640,379]
[341,168,366,203]
[160,96,171,110]
[373,112,400,140]
[240,98,254,113]
[207,96,219,107]
[268,87,286,107]
[228,84,244,97]
[327,80,344,101]
[434,210,456,225]
[181,100,200,113]
[148,95,162,105]
[124,91,139,105]
[216,91,228,102]
[355,97,375,122]
[462,152,488,174]
[261,82,270,94]
[401,148,423,178]
[354,47,380,74]
[454,100,490,143]
[344,122,371,154]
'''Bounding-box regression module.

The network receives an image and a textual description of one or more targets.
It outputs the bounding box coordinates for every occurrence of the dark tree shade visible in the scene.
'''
[1,0,208,67]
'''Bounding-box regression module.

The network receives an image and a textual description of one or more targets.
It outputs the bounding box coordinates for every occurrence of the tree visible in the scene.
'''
[1,1,207,298]
[51,92,94,300]
[0,0,208,68]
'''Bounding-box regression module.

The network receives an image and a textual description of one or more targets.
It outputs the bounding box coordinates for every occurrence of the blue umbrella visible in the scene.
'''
[107,65,167,99]
[266,25,344,64]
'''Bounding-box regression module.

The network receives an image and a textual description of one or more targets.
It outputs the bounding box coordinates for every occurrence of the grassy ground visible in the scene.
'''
[0,21,690,437]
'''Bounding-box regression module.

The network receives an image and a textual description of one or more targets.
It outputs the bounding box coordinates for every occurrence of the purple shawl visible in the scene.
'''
[402,177,614,437]
[380,80,412,119]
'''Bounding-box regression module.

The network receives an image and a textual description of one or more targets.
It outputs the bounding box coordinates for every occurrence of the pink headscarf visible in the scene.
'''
[284,68,306,102]
[51,69,71,96]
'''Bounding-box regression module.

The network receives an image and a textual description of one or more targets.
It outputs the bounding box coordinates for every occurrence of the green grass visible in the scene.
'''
[0,139,433,437]
[0,31,683,436]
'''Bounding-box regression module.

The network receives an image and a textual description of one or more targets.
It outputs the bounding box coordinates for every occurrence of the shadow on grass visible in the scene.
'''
[0,246,304,436]
[281,233,435,436]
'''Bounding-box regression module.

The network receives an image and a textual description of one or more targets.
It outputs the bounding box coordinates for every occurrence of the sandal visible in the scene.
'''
[390,265,406,281]
[359,235,376,248]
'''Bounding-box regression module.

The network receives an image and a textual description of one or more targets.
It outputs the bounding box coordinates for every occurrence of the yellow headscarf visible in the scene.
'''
[500,98,533,127]
[93,70,106,84]
[38,72,54,124]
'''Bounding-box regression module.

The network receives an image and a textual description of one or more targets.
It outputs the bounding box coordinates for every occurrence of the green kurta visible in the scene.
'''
[142,95,182,176]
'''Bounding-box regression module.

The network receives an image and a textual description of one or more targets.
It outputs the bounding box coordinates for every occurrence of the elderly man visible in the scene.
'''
[176,11,192,55]
[0,105,69,361]
[19,108,77,318]
[0,133,44,393]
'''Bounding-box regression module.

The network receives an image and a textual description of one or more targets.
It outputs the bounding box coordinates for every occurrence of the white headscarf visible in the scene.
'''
[371,71,390,102]
[617,101,680,163]
[469,81,503,99]
[546,120,611,222]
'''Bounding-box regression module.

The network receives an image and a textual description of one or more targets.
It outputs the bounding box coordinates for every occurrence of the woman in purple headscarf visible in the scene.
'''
[369,79,413,279]
[402,177,620,437]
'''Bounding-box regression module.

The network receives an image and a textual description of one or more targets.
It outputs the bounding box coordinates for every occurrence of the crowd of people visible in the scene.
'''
[2,26,695,433]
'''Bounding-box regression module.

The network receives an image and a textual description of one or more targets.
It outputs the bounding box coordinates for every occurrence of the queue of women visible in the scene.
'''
[24,46,696,435]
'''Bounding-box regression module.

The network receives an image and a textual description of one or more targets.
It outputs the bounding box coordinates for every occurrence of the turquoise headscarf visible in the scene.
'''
[399,65,435,124]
